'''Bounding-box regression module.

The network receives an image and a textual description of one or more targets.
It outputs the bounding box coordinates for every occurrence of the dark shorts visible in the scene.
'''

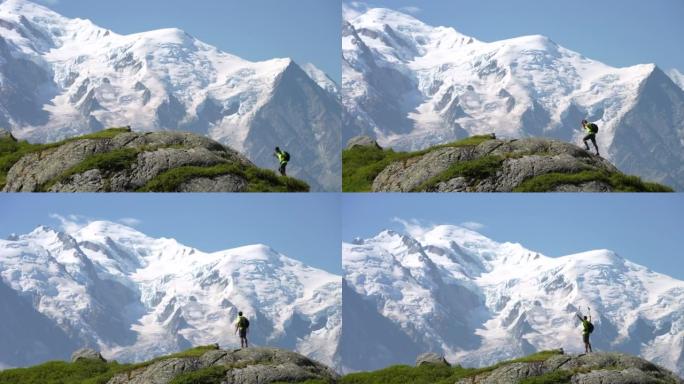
[583,133,596,141]
[583,333,590,343]
[239,328,247,338]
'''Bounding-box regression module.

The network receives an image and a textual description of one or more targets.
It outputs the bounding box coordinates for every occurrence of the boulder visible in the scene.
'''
[346,135,381,150]
[71,348,106,362]
[416,352,450,367]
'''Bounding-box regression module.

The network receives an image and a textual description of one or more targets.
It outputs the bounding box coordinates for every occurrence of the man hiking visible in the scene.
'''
[274,147,290,177]
[581,119,600,156]
[235,311,250,348]
[576,312,594,353]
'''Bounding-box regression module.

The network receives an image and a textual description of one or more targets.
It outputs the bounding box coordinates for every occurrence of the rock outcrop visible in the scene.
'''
[368,137,669,192]
[106,347,339,384]
[415,352,450,367]
[2,128,308,192]
[346,135,381,150]
[71,348,106,363]
[456,352,683,384]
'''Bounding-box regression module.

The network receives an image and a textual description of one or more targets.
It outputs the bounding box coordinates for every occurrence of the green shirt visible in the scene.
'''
[275,151,287,164]
[581,319,591,335]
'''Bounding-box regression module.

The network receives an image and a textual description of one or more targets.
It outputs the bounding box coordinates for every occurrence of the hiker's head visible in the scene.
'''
[581,119,588,125]
[275,146,280,152]
[583,316,588,320]
[238,311,243,316]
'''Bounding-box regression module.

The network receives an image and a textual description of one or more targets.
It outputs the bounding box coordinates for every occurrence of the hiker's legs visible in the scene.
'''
[582,134,591,150]
[279,163,287,177]
[590,136,599,155]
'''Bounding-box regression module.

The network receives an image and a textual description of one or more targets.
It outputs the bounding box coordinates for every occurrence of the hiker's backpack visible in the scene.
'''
[283,151,291,162]
[239,317,250,329]
[587,321,594,334]
[588,123,599,134]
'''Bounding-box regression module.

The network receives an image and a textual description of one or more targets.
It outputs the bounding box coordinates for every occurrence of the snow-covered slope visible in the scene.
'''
[0,0,340,190]
[0,222,341,369]
[343,7,684,190]
[342,225,684,375]
[668,69,684,90]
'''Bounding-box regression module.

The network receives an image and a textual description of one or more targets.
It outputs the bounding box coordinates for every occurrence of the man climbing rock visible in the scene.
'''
[235,311,250,348]
[581,120,600,156]
[274,147,290,177]
[576,313,594,353]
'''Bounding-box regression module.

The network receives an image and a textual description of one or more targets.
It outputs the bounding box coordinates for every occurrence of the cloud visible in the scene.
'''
[49,214,91,233]
[36,0,59,5]
[343,1,368,20]
[460,221,485,231]
[118,217,142,227]
[399,6,421,14]
[392,217,435,239]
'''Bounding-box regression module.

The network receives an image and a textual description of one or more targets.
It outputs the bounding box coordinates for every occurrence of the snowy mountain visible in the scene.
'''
[343,7,684,190]
[341,225,684,375]
[668,69,684,90]
[0,222,341,370]
[0,0,341,191]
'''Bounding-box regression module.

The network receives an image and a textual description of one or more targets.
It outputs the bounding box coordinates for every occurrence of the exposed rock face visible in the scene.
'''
[456,352,683,384]
[415,352,450,367]
[371,138,626,192]
[346,135,381,150]
[2,130,291,192]
[71,348,106,362]
[106,347,340,384]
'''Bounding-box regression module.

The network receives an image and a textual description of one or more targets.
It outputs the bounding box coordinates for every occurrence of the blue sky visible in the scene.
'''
[0,194,341,274]
[345,0,684,73]
[342,194,684,280]
[36,0,341,83]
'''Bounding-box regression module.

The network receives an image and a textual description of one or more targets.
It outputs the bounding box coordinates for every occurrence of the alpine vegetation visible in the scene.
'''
[341,224,684,376]
[0,222,341,370]
[0,0,341,190]
[343,7,684,190]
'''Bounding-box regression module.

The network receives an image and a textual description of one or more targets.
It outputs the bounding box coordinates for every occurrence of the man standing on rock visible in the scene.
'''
[581,120,600,156]
[576,313,594,353]
[235,311,250,348]
[274,147,290,177]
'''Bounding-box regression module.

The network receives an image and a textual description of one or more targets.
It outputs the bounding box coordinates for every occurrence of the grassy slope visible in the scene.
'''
[342,135,672,192]
[0,127,309,192]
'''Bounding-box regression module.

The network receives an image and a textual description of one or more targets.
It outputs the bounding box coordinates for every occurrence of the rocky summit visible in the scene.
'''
[456,352,683,384]
[1,127,308,192]
[342,135,672,192]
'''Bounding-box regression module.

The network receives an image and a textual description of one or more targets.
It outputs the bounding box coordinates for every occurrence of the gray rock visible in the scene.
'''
[0,128,14,140]
[456,352,683,384]
[346,135,381,150]
[106,347,339,384]
[416,352,450,367]
[371,138,630,192]
[71,348,106,362]
[2,130,263,192]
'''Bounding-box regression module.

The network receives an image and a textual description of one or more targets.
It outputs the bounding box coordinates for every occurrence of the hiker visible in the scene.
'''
[235,311,250,348]
[576,313,594,353]
[581,119,600,156]
[274,147,290,177]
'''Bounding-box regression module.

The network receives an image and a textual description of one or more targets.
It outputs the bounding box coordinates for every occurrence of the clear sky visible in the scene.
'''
[345,0,684,73]
[36,0,341,83]
[342,194,684,280]
[0,194,341,275]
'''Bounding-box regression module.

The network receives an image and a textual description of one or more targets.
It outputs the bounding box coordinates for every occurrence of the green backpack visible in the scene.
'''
[238,316,250,329]
[586,321,594,334]
[283,151,291,162]
[587,123,599,134]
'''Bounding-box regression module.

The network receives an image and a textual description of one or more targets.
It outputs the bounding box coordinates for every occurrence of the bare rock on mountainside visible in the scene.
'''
[71,348,106,363]
[106,347,339,384]
[368,137,670,192]
[346,135,381,150]
[416,352,450,367]
[456,352,683,384]
[1,128,308,192]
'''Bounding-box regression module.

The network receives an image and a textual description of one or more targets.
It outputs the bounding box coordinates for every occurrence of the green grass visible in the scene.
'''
[342,135,495,192]
[138,163,309,192]
[0,359,128,384]
[411,155,504,192]
[169,366,229,384]
[340,364,477,384]
[513,170,673,192]
[0,127,132,190]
